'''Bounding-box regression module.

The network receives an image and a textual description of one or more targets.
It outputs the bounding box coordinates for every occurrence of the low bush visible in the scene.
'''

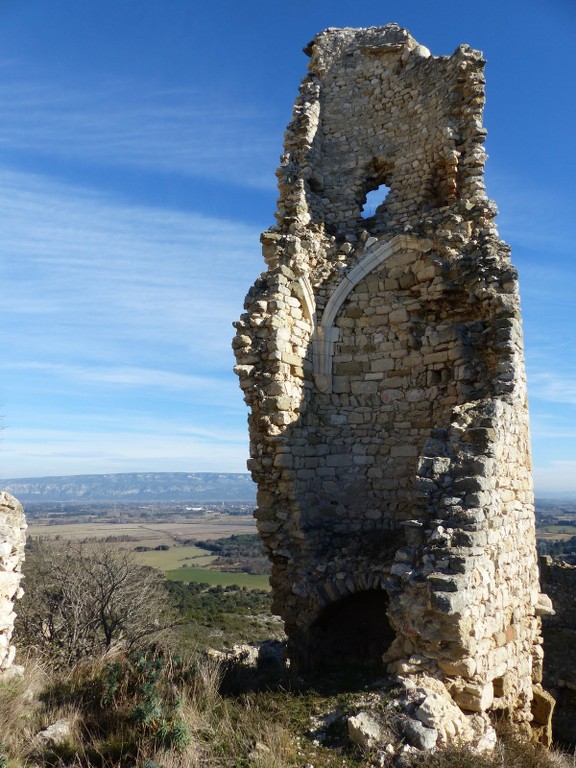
[15,539,177,667]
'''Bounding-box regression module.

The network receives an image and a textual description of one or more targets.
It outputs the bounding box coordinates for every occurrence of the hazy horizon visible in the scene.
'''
[2,470,576,501]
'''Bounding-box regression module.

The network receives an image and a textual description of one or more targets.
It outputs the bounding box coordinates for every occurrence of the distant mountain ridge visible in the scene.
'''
[0,472,256,503]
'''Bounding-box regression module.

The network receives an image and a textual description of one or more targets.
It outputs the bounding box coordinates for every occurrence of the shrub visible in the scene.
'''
[15,539,177,667]
[34,648,193,764]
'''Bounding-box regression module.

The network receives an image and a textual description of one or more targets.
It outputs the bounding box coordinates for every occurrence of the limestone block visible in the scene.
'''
[531,684,555,748]
[35,719,73,748]
[413,677,475,746]
[0,493,26,674]
[454,682,494,713]
[400,718,438,751]
[535,593,555,617]
[347,711,383,751]
[438,657,477,678]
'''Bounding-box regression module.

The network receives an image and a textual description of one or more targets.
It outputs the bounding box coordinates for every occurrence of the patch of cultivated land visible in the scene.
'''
[26,514,269,589]
[27,514,256,544]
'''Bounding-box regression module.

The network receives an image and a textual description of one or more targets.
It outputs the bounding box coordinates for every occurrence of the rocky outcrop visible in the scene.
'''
[0,492,26,674]
[234,24,546,746]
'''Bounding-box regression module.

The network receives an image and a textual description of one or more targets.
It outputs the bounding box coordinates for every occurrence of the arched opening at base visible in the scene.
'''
[308,589,395,669]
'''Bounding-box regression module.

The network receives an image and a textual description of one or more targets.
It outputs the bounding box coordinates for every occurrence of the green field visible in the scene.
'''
[538,525,576,535]
[133,545,215,569]
[166,566,271,590]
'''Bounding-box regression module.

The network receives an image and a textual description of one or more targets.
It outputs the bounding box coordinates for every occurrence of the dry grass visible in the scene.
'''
[401,736,575,768]
[0,658,49,755]
[0,651,299,768]
[2,653,574,768]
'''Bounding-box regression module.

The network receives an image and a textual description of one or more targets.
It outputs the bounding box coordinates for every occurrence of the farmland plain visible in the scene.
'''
[26,512,269,589]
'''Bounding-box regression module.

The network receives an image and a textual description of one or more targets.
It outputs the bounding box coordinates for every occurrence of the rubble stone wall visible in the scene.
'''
[0,492,26,673]
[234,24,545,739]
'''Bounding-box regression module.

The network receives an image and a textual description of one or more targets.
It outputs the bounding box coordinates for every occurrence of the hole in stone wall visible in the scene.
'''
[308,176,324,195]
[493,676,506,698]
[360,183,391,218]
[309,589,394,668]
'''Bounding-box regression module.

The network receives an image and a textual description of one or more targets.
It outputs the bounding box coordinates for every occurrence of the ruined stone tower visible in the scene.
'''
[234,25,548,738]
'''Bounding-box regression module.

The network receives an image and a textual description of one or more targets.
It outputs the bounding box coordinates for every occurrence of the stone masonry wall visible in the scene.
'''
[0,492,26,674]
[234,25,546,742]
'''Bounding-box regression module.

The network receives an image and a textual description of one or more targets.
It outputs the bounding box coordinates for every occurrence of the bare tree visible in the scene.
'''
[15,539,176,666]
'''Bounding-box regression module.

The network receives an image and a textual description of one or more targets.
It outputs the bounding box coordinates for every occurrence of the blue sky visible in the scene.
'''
[0,0,574,495]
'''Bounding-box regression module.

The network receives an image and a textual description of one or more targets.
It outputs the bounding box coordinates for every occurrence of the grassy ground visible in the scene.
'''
[2,654,572,768]
[538,526,576,537]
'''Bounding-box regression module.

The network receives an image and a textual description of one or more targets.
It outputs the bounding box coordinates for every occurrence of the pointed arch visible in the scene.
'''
[313,234,431,392]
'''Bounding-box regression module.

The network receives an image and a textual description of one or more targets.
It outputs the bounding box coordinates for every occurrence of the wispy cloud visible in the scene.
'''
[0,168,264,369]
[0,423,249,478]
[486,169,573,260]
[0,77,279,189]
[528,372,576,408]
[5,361,237,395]
[0,166,261,477]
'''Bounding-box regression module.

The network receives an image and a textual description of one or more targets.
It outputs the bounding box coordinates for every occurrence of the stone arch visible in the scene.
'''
[313,234,431,392]
[308,588,394,668]
[293,274,316,327]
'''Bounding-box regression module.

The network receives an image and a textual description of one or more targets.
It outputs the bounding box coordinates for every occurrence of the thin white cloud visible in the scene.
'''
[528,372,576,408]
[0,429,249,478]
[0,168,265,368]
[0,78,278,189]
[5,361,240,400]
[486,169,573,259]
[0,165,262,477]
[0,409,251,478]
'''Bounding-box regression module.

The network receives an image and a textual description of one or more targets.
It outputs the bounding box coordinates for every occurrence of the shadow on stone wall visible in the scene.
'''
[540,556,576,746]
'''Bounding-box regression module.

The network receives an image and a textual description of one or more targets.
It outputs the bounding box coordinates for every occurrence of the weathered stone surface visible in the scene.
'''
[400,718,438,751]
[413,677,475,746]
[234,24,544,747]
[0,492,26,675]
[35,719,73,748]
[347,711,383,751]
[531,684,555,749]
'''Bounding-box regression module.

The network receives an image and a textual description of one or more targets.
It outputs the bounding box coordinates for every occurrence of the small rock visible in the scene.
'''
[249,740,271,759]
[348,710,382,750]
[36,719,73,747]
[1,663,25,680]
[401,718,438,750]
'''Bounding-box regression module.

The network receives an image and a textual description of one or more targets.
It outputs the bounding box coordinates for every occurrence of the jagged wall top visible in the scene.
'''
[303,24,423,73]
[276,24,490,239]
